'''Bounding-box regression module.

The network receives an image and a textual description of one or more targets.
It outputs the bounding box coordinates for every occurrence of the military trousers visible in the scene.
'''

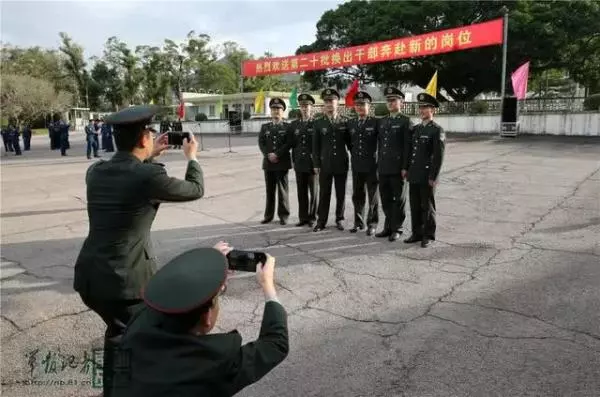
[79,294,142,397]
[409,183,436,239]
[379,174,407,233]
[263,170,290,221]
[316,171,347,226]
[23,132,31,150]
[3,134,13,152]
[295,170,318,223]
[351,170,379,228]
[12,136,22,155]
[86,134,99,158]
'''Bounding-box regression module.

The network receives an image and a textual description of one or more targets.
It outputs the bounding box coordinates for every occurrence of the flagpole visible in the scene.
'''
[499,7,509,106]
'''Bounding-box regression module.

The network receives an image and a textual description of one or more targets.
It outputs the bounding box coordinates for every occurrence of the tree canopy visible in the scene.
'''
[297,0,600,100]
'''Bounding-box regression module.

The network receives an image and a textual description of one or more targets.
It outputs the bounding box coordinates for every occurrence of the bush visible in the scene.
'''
[374,103,388,117]
[195,113,208,121]
[243,111,251,120]
[288,109,302,119]
[583,94,600,111]
[469,100,489,114]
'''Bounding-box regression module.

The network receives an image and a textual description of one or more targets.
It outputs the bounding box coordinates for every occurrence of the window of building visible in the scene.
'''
[209,105,215,117]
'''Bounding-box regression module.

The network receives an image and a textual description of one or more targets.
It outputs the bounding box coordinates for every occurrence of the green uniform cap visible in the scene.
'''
[298,93,315,105]
[321,88,341,100]
[353,91,372,103]
[417,92,440,108]
[269,97,287,111]
[105,105,162,126]
[142,248,228,314]
[384,86,405,99]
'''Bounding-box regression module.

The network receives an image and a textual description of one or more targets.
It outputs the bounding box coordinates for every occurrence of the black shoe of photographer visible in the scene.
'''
[279,218,288,225]
[296,220,308,227]
[335,221,344,231]
[375,230,391,238]
[389,231,402,242]
[421,238,431,248]
[350,226,365,233]
[366,226,376,236]
[260,218,272,224]
[404,235,422,244]
[313,224,326,232]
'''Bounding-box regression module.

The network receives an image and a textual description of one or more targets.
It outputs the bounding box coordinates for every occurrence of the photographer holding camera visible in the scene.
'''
[73,105,204,397]
[113,242,289,397]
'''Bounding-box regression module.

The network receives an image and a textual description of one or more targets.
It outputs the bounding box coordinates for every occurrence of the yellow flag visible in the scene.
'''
[425,71,437,97]
[254,89,265,113]
[149,98,155,105]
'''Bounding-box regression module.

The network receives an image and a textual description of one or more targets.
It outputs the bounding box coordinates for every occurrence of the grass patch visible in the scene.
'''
[33,128,49,135]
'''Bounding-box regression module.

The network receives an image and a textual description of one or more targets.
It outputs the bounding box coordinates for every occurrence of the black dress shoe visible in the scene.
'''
[366,227,375,236]
[350,226,365,233]
[313,225,326,232]
[389,232,402,241]
[421,239,430,248]
[404,235,422,244]
[307,221,314,227]
[260,218,272,224]
[335,221,344,231]
[375,230,391,238]
[296,221,308,227]
[279,219,288,225]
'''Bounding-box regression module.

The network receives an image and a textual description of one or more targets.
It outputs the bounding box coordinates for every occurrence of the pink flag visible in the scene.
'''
[511,61,530,100]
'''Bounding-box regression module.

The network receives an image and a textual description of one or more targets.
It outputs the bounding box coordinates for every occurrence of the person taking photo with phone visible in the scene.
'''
[73,105,204,397]
[112,242,289,397]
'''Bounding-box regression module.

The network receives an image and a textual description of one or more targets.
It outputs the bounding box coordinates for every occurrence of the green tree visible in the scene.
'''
[58,32,88,107]
[299,0,600,100]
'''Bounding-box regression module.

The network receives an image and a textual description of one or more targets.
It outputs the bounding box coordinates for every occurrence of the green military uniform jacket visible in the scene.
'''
[258,121,292,171]
[114,301,289,397]
[288,118,315,173]
[312,114,351,174]
[407,120,445,184]
[377,113,413,175]
[73,152,204,300]
[347,116,378,173]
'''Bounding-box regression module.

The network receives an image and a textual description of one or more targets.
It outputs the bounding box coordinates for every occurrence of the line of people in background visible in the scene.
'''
[259,87,445,249]
[85,118,115,159]
[1,122,32,155]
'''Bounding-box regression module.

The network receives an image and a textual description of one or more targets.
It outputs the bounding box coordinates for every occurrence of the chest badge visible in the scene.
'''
[295,129,300,136]
[321,127,328,135]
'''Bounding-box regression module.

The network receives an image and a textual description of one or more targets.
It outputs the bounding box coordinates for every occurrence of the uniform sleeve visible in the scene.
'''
[275,122,293,158]
[225,301,289,395]
[258,124,268,157]
[312,121,321,168]
[430,125,445,181]
[344,119,352,152]
[402,118,414,171]
[145,160,205,201]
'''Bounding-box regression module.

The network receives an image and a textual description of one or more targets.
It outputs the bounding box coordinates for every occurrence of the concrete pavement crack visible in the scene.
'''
[306,306,404,325]
[1,258,60,282]
[1,314,23,332]
[441,300,600,341]
[4,309,92,336]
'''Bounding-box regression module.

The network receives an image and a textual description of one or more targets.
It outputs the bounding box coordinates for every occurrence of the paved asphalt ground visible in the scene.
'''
[1,131,599,396]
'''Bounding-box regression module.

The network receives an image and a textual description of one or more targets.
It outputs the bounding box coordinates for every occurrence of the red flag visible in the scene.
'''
[176,91,185,120]
[511,61,530,100]
[344,79,359,107]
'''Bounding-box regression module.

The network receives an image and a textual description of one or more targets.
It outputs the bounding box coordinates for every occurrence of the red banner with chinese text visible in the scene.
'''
[242,18,503,77]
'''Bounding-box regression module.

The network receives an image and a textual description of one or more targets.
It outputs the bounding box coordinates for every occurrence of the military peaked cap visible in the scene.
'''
[321,88,341,100]
[417,92,440,108]
[269,97,287,111]
[104,105,161,126]
[353,91,372,103]
[384,86,405,99]
[298,93,316,104]
[142,248,228,314]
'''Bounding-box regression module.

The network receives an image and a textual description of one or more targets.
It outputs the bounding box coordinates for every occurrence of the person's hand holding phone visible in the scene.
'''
[257,254,276,300]
[151,132,170,158]
[183,133,198,161]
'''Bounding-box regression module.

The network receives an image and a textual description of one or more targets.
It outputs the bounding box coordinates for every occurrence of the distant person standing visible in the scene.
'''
[1,126,13,153]
[405,93,445,248]
[8,122,22,156]
[288,93,318,227]
[101,119,115,152]
[85,119,100,159]
[21,124,32,151]
[258,98,293,225]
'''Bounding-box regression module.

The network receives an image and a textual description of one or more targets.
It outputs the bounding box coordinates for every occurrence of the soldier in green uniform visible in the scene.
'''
[376,87,413,242]
[312,88,351,232]
[113,243,289,397]
[347,91,379,235]
[288,93,318,227]
[258,98,293,225]
[73,105,205,397]
[405,92,445,248]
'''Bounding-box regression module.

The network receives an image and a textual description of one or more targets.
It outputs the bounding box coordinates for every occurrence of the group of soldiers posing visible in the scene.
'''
[259,87,445,248]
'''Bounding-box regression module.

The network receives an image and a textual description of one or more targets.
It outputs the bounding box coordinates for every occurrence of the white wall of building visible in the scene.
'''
[174,112,599,136]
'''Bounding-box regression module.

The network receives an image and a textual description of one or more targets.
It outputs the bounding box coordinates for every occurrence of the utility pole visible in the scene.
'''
[499,6,509,101]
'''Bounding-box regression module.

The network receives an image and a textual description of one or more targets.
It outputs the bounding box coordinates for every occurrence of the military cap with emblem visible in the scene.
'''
[298,93,316,105]
[353,91,372,103]
[105,105,162,126]
[417,92,440,108]
[321,88,341,100]
[269,97,287,111]
[384,86,405,99]
[142,247,228,314]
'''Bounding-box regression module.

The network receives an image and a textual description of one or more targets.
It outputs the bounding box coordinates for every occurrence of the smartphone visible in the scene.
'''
[226,250,267,272]
[167,132,190,146]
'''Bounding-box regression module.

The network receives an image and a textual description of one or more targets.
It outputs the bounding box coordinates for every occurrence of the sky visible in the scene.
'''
[1,0,346,59]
